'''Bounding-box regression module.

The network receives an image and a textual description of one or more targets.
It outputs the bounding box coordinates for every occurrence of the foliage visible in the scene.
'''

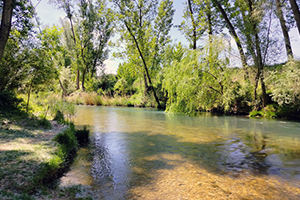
[48,95,76,121]
[59,66,76,95]
[53,110,65,124]
[75,125,90,147]
[266,60,300,109]
[0,90,25,114]
[53,124,78,157]
[162,35,242,114]
[110,0,174,107]
[114,78,128,96]
[0,30,32,91]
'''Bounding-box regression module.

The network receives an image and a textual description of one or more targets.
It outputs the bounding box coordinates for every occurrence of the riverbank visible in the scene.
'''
[0,115,90,199]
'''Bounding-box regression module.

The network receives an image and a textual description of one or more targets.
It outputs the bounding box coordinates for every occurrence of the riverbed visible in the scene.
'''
[59,106,300,199]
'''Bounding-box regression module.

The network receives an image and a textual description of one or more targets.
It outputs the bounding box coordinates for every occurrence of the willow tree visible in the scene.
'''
[110,0,174,107]
[162,36,235,114]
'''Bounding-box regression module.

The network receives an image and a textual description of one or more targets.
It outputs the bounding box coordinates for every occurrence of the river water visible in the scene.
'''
[60,106,300,199]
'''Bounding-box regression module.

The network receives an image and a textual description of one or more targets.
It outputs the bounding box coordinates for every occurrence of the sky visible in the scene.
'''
[32,0,300,74]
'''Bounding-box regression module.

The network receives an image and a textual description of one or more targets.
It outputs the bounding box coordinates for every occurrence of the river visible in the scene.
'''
[59,106,300,199]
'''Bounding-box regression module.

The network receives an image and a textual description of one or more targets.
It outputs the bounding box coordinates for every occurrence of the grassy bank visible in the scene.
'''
[0,112,90,199]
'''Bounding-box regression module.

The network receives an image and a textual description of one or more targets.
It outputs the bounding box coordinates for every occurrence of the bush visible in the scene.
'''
[75,125,90,147]
[37,118,52,129]
[53,110,65,124]
[266,60,300,109]
[249,105,277,119]
[48,95,76,122]
[53,126,78,156]
[249,110,263,118]
[0,91,25,115]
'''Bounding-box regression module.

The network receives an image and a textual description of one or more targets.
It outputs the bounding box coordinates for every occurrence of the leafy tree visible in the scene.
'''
[77,0,113,90]
[50,0,80,89]
[275,0,293,58]
[25,26,62,112]
[0,30,31,91]
[212,0,249,75]
[162,36,240,114]
[179,0,222,50]
[0,0,14,61]
[0,0,35,63]
[288,0,300,36]
[111,0,174,107]
[234,0,269,107]
[266,60,300,109]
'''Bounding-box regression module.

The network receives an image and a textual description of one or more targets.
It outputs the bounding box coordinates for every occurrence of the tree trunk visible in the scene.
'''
[187,0,197,50]
[0,0,15,62]
[212,0,248,75]
[289,0,300,37]
[276,0,293,58]
[68,16,80,90]
[207,3,213,68]
[59,79,67,96]
[248,0,267,107]
[26,71,38,113]
[82,68,86,91]
[76,69,80,90]
[124,21,161,108]
[143,72,149,95]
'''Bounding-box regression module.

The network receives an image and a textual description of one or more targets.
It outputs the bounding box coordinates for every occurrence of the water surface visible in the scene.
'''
[60,106,300,199]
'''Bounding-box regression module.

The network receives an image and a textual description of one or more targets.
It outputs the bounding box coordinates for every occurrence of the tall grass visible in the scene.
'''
[64,91,156,108]
[48,94,76,122]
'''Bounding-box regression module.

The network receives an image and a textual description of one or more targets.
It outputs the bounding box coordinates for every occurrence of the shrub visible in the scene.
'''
[249,110,263,118]
[266,60,300,109]
[37,118,52,129]
[53,127,78,156]
[75,125,90,147]
[249,105,277,119]
[0,91,25,115]
[53,110,65,124]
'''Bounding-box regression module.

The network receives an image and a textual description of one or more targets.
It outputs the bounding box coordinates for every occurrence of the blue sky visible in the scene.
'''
[32,0,300,74]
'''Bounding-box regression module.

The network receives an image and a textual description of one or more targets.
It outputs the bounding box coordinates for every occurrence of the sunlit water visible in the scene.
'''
[60,106,300,199]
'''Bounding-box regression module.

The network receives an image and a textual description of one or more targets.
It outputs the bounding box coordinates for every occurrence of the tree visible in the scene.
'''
[25,26,62,111]
[235,0,268,107]
[180,0,202,50]
[162,36,236,114]
[0,0,35,63]
[288,0,300,36]
[275,0,293,58]
[111,0,174,107]
[0,0,15,62]
[50,0,81,89]
[212,0,248,74]
[179,0,222,50]
[77,0,113,90]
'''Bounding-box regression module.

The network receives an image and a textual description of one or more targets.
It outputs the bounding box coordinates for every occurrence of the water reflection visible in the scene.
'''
[60,106,300,199]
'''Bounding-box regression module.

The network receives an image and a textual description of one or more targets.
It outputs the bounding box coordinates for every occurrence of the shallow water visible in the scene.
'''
[60,106,300,199]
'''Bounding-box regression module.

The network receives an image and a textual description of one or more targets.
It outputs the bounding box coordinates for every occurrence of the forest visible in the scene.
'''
[1,0,300,119]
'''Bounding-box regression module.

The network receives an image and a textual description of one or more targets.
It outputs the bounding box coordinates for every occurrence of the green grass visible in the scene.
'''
[0,113,91,199]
